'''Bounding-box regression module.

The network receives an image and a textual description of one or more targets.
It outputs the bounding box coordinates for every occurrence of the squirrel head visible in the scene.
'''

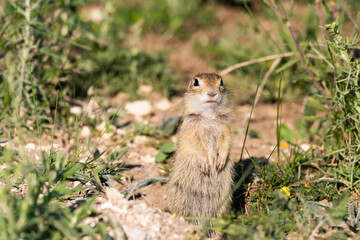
[184,73,230,118]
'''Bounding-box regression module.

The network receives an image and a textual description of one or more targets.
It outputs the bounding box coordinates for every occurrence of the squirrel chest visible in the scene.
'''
[166,73,234,237]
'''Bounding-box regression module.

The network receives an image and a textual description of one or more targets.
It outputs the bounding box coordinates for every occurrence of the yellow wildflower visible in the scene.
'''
[280,186,291,196]
[280,141,288,148]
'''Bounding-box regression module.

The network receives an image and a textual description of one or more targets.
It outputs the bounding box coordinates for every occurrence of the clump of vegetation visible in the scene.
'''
[77,47,179,99]
[107,0,215,38]
[213,0,360,238]
[221,191,358,239]
[0,148,105,239]
[0,0,182,127]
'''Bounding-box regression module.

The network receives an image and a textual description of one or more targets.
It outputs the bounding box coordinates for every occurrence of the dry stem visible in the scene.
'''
[267,0,328,99]
[220,52,294,76]
[315,0,330,40]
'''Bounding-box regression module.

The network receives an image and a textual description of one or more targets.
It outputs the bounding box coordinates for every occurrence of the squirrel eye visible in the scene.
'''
[220,79,224,86]
[194,78,199,87]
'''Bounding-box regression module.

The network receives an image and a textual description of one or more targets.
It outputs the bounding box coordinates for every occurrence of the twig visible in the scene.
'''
[309,42,334,69]
[267,0,328,99]
[315,177,349,187]
[268,0,282,18]
[312,43,360,50]
[309,162,330,177]
[316,0,330,40]
[286,21,328,98]
[254,58,281,107]
[220,52,294,76]
[278,0,287,18]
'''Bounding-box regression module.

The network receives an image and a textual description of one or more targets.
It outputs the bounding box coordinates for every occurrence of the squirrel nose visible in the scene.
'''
[207,92,217,98]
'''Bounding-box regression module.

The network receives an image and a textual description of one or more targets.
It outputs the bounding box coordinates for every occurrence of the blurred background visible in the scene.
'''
[2,0,359,109]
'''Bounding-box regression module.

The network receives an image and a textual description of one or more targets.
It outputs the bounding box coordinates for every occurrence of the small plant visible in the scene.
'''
[248,129,260,138]
[0,148,107,239]
[155,141,176,163]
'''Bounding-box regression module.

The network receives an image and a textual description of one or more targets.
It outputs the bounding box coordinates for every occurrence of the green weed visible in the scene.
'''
[0,148,107,239]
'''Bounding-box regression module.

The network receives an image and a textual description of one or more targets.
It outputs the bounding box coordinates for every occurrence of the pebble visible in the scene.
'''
[25,143,36,151]
[155,98,172,111]
[125,100,152,117]
[137,85,153,95]
[80,126,91,138]
[300,144,311,151]
[70,106,82,115]
[133,135,151,145]
[141,155,156,164]
[96,121,107,131]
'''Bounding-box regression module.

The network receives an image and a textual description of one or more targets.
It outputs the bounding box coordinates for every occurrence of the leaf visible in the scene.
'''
[275,58,299,73]
[123,177,169,197]
[107,148,129,162]
[306,97,328,113]
[280,124,296,142]
[160,142,176,153]
[155,151,168,163]
[295,118,308,139]
[326,192,350,225]
[303,115,327,121]
[52,218,80,240]
[159,117,181,137]
[43,182,86,203]
[70,197,96,227]
[55,164,83,182]
[348,202,357,227]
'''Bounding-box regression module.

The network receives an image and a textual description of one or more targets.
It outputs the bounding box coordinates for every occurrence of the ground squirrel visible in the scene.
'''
[166,73,234,237]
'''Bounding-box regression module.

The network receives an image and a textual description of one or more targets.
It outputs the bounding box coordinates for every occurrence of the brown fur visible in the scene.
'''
[166,73,234,238]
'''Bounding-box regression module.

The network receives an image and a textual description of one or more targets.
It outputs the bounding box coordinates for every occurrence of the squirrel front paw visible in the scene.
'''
[216,152,228,172]
[198,161,210,174]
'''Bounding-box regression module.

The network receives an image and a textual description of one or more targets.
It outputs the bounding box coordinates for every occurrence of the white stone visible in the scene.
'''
[141,155,155,163]
[300,144,311,151]
[133,135,150,145]
[87,86,94,96]
[70,106,82,115]
[90,8,102,22]
[0,140,7,147]
[137,85,153,95]
[116,129,127,135]
[80,126,91,138]
[126,227,145,240]
[125,100,152,117]
[25,143,36,150]
[106,187,124,201]
[96,121,107,131]
[73,181,81,188]
[103,132,113,140]
[52,143,60,149]
[155,98,172,111]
